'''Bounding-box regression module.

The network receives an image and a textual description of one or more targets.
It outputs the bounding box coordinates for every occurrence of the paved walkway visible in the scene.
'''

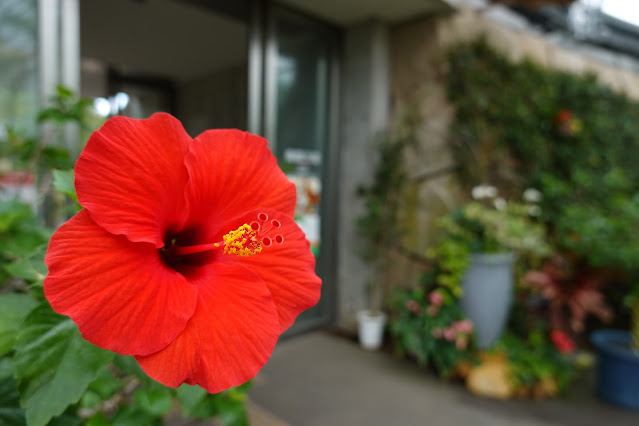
[249,331,639,426]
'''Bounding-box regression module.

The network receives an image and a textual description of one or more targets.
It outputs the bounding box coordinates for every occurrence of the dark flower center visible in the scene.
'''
[158,212,285,278]
[159,227,217,277]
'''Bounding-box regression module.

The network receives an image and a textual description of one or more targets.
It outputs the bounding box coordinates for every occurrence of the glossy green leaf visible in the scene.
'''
[3,248,47,284]
[133,388,172,417]
[0,358,26,426]
[214,388,249,426]
[110,405,163,426]
[14,303,114,426]
[52,169,78,204]
[0,293,38,357]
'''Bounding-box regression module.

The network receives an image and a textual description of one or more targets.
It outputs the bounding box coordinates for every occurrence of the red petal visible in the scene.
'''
[183,130,296,239]
[218,209,322,332]
[135,262,280,393]
[44,209,198,356]
[75,113,191,247]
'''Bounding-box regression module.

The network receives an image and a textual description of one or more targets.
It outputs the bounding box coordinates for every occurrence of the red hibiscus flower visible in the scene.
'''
[44,113,321,393]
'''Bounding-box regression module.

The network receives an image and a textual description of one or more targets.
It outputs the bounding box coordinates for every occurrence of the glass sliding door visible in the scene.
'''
[263,5,339,332]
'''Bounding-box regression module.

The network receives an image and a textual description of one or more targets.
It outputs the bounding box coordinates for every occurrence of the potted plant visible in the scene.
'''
[433,186,551,348]
[389,277,475,377]
[544,182,639,409]
[590,284,639,409]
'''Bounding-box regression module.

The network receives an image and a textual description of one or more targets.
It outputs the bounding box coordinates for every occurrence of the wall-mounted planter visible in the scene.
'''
[460,252,515,349]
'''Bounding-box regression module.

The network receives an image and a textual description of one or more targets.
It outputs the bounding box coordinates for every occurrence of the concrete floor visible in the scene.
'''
[249,331,639,426]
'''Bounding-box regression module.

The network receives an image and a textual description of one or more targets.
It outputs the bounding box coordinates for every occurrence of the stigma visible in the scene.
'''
[222,212,284,257]
[169,212,285,258]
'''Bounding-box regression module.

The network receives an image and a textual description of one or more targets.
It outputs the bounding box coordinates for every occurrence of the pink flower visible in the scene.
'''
[453,319,474,334]
[428,291,443,307]
[405,300,421,314]
[426,305,439,317]
[443,327,457,342]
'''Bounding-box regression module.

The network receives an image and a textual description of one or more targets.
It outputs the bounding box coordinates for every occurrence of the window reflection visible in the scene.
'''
[0,0,38,134]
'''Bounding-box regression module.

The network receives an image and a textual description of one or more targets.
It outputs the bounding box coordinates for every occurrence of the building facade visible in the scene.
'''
[0,0,451,332]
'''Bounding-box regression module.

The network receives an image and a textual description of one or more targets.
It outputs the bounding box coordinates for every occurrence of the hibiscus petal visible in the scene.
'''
[135,262,280,393]
[216,209,322,332]
[183,130,296,238]
[44,209,198,356]
[75,113,191,247]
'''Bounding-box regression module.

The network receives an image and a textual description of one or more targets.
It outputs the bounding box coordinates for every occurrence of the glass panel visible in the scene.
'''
[268,7,338,330]
[0,0,39,135]
[79,0,248,135]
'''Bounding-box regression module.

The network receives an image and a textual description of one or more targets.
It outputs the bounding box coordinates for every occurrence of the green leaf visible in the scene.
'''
[0,201,33,234]
[86,412,110,426]
[52,169,78,204]
[14,303,114,426]
[133,388,173,417]
[87,367,123,400]
[214,389,249,426]
[3,248,47,283]
[0,293,38,357]
[110,405,163,426]
[175,384,207,417]
[0,358,26,426]
[39,147,72,170]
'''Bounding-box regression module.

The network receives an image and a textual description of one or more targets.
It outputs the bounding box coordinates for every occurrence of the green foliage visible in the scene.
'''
[357,113,418,261]
[494,332,576,393]
[446,39,639,274]
[53,169,79,204]
[425,237,470,298]
[441,198,549,256]
[356,107,419,310]
[0,293,38,357]
[0,200,50,287]
[14,303,115,426]
[0,357,25,425]
[389,274,475,377]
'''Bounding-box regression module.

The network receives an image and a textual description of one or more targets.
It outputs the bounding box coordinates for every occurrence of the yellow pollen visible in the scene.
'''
[222,224,263,257]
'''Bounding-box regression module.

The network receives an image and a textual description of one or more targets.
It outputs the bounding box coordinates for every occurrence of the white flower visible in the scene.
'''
[494,197,507,210]
[523,188,543,203]
[471,184,498,200]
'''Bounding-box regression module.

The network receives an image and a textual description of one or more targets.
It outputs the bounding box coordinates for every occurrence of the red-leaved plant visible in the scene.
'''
[522,254,613,337]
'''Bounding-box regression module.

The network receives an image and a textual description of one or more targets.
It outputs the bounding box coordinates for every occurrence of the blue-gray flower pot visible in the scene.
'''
[591,329,639,410]
[460,252,515,349]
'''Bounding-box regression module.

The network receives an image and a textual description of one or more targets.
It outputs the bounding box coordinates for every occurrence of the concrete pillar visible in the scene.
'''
[337,20,390,330]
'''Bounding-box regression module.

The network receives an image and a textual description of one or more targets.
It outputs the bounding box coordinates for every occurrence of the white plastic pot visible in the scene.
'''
[357,310,387,350]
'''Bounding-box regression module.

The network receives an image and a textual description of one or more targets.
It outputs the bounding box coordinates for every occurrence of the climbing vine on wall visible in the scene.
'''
[445,39,639,273]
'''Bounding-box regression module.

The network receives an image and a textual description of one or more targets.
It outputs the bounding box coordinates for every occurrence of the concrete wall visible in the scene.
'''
[337,20,390,329]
